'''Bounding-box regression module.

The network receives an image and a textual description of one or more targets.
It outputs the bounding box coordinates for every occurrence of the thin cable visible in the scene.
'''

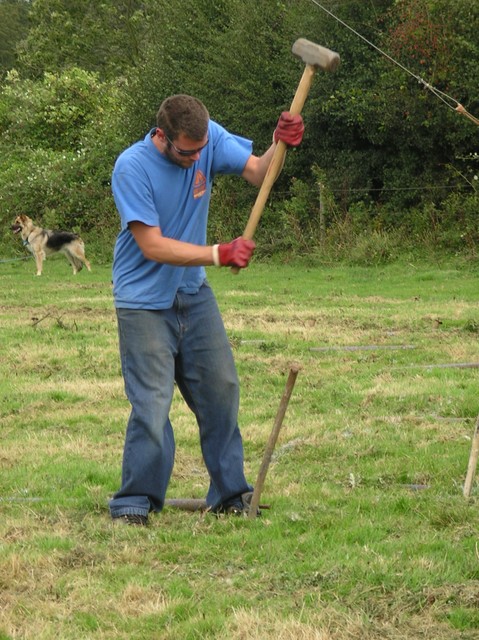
[308,0,478,122]
[310,0,421,83]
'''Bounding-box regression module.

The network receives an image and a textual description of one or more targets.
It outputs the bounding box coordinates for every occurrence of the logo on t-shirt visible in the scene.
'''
[193,170,207,199]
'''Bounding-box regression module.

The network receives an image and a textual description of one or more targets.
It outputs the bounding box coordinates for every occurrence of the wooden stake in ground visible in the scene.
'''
[463,413,479,498]
[248,365,300,519]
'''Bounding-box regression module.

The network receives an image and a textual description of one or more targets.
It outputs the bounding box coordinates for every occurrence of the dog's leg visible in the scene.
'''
[33,251,44,276]
[63,249,82,275]
[73,241,91,272]
[68,244,91,273]
[75,251,91,272]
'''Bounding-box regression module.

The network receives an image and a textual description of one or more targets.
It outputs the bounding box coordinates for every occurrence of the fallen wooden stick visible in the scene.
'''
[164,498,270,512]
[164,498,209,511]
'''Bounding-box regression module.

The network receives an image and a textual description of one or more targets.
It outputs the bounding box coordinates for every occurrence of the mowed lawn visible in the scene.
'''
[1,255,479,640]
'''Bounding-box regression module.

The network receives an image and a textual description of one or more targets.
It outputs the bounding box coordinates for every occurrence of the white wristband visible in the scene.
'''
[212,244,220,267]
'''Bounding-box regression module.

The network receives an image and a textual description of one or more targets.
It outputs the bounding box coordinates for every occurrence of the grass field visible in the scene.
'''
[1,255,479,639]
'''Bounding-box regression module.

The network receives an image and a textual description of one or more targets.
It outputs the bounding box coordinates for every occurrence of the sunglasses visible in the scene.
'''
[164,133,209,157]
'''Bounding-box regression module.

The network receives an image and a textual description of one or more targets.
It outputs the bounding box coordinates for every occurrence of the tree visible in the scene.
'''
[0,67,128,235]
[16,0,149,79]
[1,0,477,255]
[297,0,478,212]
[0,0,30,77]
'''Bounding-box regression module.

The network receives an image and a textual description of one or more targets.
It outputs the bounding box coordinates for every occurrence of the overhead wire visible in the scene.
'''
[308,0,478,126]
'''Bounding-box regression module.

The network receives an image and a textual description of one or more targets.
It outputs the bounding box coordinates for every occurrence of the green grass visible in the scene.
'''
[1,255,479,639]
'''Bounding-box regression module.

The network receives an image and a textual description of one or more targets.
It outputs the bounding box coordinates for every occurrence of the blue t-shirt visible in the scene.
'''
[112,120,253,309]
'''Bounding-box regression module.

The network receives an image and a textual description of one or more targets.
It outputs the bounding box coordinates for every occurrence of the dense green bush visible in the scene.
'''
[0,67,129,259]
[0,0,478,266]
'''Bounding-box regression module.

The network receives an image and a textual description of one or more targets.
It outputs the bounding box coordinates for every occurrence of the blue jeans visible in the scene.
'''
[109,282,251,518]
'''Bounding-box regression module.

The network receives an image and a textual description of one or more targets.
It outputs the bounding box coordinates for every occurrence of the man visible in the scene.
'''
[109,94,304,525]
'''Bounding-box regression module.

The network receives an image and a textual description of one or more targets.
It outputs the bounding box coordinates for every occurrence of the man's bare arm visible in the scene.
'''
[130,222,214,266]
[241,143,277,187]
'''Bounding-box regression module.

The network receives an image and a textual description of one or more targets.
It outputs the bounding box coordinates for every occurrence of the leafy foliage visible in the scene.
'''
[16,0,149,79]
[0,0,477,261]
[0,67,128,247]
[0,0,30,78]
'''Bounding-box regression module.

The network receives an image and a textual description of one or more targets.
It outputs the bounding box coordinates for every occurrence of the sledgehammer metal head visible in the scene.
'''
[286,39,340,116]
[292,38,340,72]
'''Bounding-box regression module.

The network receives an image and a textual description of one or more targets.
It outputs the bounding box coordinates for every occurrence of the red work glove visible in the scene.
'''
[213,237,256,268]
[273,111,305,147]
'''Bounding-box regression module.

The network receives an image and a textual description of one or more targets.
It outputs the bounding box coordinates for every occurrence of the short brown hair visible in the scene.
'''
[156,95,209,141]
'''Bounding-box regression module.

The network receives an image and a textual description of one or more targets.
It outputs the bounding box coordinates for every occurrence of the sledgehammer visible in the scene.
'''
[232,39,340,273]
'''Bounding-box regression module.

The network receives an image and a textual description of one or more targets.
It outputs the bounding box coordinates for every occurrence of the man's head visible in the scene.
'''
[155,95,209,168]
[156,94,209,141]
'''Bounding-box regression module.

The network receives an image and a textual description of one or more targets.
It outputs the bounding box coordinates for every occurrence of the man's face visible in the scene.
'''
[162,132,209,169]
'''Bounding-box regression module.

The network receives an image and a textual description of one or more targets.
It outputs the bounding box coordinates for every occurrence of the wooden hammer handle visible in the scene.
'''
[231,64,316,273]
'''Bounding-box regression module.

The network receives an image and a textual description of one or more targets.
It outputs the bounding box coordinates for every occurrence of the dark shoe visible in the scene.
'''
[224,503,244,515]
[112,513,148,526]
[217,492,261,517]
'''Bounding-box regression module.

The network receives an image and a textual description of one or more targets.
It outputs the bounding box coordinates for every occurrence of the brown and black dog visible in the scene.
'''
[11,214,91,276]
